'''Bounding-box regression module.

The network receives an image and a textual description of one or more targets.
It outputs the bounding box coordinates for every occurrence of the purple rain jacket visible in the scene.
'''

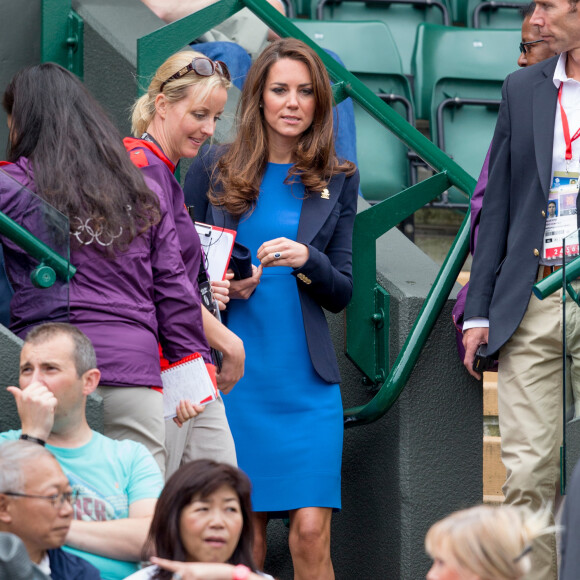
[0,157,210,388]
[123,138,207,295]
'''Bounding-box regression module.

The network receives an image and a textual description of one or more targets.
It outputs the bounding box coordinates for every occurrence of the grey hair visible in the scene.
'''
[0,441,56,493]
[24,322,97,376]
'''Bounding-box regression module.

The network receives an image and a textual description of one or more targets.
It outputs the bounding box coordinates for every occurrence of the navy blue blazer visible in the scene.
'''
[184,146,360,383]
[465,55,580,354]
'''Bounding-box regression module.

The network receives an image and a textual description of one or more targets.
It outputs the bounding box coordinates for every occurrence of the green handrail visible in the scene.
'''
[0,210,76,286]
[134,0,476,427]
[41,0,83,78]
[533,258,580,300]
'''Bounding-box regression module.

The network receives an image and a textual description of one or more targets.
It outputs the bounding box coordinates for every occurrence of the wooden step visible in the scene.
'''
[483,372,498,416]
[484,435,505,502]
[456,270,505,503]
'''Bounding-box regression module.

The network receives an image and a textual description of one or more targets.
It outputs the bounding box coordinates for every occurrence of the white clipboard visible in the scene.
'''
[195,221,236,281]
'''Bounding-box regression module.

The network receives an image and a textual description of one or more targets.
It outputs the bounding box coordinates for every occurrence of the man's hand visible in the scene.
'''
[462,327,490,380]
[6,382,56,440]
[229,265,262,300]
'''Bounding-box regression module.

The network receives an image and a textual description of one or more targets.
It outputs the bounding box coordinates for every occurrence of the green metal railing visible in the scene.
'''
[44,0,476,427]
[0,210,76,288]
[41,0,83,79]
[534,259,580,301]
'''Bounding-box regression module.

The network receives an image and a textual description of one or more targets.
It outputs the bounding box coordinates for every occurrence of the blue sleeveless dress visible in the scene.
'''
[224,163,343,513]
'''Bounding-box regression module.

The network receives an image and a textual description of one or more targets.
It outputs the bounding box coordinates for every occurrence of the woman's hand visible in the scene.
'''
[150,557,262,579]
[216,333,245,395]
[211,272,233,311]
[257,237,309,269]
[229,265,263,299]
[173,400,205,428]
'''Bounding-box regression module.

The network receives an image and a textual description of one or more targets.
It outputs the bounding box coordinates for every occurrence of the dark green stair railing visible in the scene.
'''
[0,210,76,288]
[43,0,477,427]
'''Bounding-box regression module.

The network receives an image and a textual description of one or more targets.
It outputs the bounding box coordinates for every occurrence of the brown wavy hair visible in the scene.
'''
[211,38,356,217]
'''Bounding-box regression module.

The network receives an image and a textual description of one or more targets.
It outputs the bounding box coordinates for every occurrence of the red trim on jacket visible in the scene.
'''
[123,137,176,174]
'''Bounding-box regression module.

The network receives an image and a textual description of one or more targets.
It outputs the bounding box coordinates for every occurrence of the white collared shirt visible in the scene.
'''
[551,51,580,179]
[539,52,580,265]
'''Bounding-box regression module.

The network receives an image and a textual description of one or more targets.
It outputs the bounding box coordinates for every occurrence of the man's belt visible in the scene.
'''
[541,265,563,280]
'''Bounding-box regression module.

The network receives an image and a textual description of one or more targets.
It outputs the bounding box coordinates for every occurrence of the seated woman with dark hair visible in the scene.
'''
[124,460,273,580]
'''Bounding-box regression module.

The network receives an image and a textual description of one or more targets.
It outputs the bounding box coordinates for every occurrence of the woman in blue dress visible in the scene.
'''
[184,38,359,579]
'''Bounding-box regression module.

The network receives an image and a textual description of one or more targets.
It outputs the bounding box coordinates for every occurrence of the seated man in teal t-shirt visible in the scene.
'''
[0,322,163,580]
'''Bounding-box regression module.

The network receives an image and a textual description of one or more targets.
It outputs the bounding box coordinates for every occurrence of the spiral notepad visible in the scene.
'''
[161,353,218,420]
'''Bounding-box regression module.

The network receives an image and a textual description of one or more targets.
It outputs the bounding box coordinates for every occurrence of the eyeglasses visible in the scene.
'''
[2,489,79,508]
[519,39,545,54]
[160,57,231,92]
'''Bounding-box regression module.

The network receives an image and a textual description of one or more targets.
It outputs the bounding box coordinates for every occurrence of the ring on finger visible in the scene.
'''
[172,574,183,580]
[274,252,282,260]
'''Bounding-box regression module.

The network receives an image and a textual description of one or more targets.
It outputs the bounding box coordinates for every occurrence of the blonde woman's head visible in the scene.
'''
[425,505,551,580]
[131,50,231,137]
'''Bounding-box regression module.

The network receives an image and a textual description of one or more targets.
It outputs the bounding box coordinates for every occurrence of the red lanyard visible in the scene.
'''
[558,84,580,161]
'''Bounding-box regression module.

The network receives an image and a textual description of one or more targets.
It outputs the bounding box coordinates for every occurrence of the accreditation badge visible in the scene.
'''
[543,171,580,261]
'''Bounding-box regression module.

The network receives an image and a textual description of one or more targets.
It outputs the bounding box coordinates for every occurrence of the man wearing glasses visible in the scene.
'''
[0,323,163,580]
[0,440,100,579]
[462,0,580,577]
[518,2,555,67]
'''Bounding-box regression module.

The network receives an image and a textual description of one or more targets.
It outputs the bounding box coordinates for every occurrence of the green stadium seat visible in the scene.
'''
[469,0,528,28]
[312,0,451,76]
[291,19,416,202]
[412,23,520,205]
[449,0,470,24]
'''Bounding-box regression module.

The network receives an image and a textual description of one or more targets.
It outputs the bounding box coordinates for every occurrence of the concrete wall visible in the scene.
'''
[0,0,42,153]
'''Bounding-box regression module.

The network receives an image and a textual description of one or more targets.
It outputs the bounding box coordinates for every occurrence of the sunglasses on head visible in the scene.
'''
[519,39,545,54]
[160,57,231,92]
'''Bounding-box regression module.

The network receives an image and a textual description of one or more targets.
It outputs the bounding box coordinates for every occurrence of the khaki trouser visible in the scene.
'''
[497,276,580,580]
[165,396,237,480]
[97,386,166,476]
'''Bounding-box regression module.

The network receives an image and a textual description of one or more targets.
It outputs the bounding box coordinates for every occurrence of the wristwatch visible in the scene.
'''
[232,564,251,580]
[19,433,46,446]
